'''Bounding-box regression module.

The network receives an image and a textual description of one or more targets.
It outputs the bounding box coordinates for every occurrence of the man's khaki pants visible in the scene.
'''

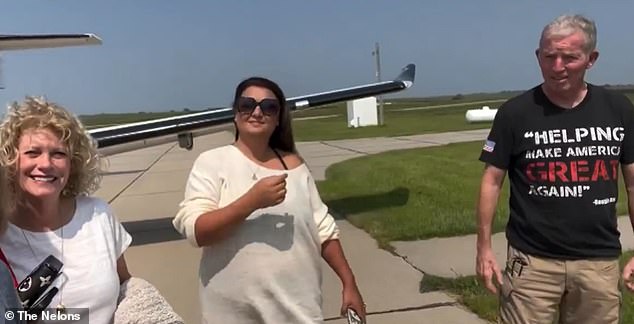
[499,245,621,324]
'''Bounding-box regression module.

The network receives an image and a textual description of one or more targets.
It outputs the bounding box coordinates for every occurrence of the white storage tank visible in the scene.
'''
[465,105,498,123]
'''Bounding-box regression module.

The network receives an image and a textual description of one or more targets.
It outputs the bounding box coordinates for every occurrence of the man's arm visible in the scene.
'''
[620,163,634,291]
[476,163,506,294]
[623,163,634,230]
[477,164,507,250]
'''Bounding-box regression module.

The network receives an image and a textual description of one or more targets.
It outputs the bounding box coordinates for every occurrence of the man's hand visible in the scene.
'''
[622,256,634,292]
[476,247,503,294]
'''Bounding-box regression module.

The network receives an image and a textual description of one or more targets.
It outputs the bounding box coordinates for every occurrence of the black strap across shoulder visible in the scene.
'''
[272,149,288,170]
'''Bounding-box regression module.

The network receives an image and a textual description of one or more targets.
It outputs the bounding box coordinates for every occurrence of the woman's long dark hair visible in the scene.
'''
[232,77,296,153]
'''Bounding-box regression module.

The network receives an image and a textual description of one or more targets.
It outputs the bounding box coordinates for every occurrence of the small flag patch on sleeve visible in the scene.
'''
[483,139,495,152]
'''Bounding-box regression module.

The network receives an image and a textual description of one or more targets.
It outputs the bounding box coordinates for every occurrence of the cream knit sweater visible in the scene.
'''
[173,145,339,323]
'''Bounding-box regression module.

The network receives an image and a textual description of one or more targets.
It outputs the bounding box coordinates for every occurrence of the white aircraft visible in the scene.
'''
[0,33,101,51]
[0,33,416,152]
[90,63,416,154]
[0,33,102,89]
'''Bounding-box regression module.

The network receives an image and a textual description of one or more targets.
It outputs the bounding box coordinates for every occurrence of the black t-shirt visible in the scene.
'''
[479,84,634,259]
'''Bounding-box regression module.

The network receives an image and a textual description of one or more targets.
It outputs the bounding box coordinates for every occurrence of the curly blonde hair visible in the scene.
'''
[0,96,103,201]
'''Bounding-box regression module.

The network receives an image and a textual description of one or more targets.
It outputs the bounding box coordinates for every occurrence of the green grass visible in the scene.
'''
[292,102,496,141]
[420,274,499,322]
[419,251,634,323]
[316,141,629,248]
[317,141,507,249]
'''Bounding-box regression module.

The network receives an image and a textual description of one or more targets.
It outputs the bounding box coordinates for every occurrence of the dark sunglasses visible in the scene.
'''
[237,96,281,116]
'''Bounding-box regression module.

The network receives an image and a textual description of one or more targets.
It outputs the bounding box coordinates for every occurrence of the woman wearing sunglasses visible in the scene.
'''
[174,77,366,323]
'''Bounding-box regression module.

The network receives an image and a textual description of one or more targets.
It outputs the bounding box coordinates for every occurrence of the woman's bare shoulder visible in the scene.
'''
[278,151,305,169]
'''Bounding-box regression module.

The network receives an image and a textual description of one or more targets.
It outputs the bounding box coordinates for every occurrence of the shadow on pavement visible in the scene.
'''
[324,187,410,220]
[123,217,184,246]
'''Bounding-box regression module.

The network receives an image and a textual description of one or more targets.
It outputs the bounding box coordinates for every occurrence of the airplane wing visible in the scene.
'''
[0,34,102,51]
[90,63,416,154]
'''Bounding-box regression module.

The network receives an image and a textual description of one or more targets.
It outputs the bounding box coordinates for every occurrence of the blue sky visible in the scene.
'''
[1,1,633,115]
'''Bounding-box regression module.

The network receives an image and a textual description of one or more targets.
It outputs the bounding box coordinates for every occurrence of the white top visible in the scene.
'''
[173,144,339,323]
[0,196,132,324]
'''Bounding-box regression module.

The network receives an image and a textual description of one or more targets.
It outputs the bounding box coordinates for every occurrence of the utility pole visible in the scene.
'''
[372,42,384,125]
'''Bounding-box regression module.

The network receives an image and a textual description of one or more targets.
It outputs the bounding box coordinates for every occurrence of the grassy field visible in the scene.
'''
[291,100,500,141]
[316,141,628,248]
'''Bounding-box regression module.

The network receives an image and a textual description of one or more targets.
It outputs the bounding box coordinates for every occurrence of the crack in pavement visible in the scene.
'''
[319,137,447,156]
[319,141,370,155]
[107,142,177,204]
[392,137,445,145]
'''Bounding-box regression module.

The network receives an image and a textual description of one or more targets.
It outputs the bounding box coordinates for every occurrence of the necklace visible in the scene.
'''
[233,144,274,181]
[250,163,260,181]
[21,225,65,313]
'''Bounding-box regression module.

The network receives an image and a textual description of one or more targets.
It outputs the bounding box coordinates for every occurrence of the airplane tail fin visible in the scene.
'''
[395,63,416,88]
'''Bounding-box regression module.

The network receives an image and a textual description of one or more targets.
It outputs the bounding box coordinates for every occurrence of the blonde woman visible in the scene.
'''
[0,97,131,323]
